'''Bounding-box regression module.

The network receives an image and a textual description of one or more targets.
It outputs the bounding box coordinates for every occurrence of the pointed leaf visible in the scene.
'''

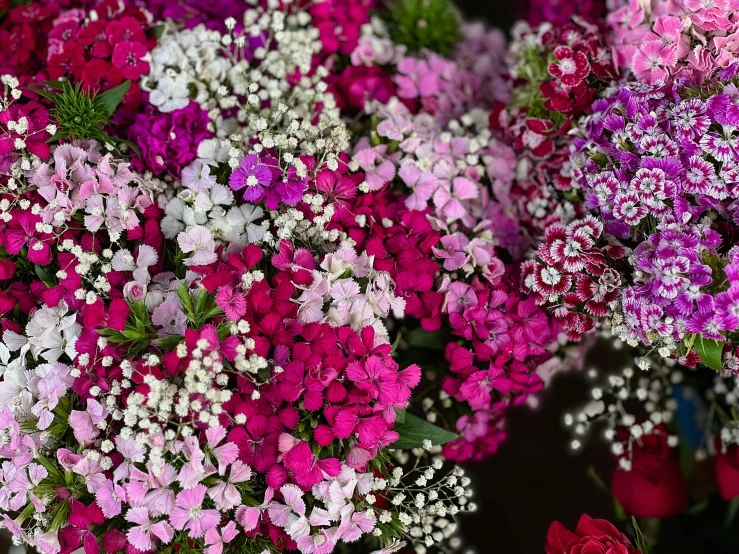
[24,86,58,102]
[695,334,724,370]
[391,412,456,449]
[95,80,131,117]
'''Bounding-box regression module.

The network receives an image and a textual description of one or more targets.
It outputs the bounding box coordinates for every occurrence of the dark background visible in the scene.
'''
[460,368,614,553]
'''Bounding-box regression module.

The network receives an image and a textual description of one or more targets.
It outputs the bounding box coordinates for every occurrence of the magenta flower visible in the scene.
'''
[215,285,247,321]
[111,40,150,80]
[5,211,53,265]
[169,484,220,539]
[58,501,105,554]
[345,356,400,406]
[458,366,512,409]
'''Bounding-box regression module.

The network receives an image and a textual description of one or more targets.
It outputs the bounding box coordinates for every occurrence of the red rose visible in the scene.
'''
[545,514,639,554]
[716,441,739,500]
[611,427,688,518]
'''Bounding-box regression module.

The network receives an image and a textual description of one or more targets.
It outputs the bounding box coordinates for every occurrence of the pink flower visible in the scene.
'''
[204,521,239,554]
[178,225,218,266]
[68,398,106,446]
[216,285,247,321]
[169,484,221,539]
[151,298,187,336]
[95,480,127,518]
[395,56,441,99]
[354,145,397,191]
[208,460,252,511]
[444,281,478,314]
[398,164,438,211]
[432,177,479,221]
[126,507,174,552]
[432,233,469,271]
[337,508,377,542]
[632,41,678,83]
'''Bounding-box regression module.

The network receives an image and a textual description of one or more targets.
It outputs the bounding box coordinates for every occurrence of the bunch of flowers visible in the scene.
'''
[607,0,739,84]
[46,3,154,110]
[0,1,502,553]
[328,92,566,461]
[545,76,739,366]
[514,0,739,547]
[503,17,616,198]
[329,17,510,125]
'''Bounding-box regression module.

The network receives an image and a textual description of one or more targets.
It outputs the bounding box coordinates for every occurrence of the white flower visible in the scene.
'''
[224,204,265,248]
[197,139,230,167]
[177,225,218,266]
[111,244,159,284]
[149,76,190,113]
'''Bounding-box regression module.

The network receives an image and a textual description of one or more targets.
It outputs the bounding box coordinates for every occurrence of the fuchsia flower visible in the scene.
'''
[215,285,247,321]
[111,40,149,79]
[5,211,53,265]
[58,501,105,554]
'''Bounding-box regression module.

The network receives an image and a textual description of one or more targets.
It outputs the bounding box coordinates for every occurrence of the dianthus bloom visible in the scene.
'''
[129,102,212,177]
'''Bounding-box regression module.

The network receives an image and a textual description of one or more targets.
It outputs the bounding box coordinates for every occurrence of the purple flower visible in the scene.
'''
[717,286,739,331]
[129,102,212,178]
[229,154,274,203]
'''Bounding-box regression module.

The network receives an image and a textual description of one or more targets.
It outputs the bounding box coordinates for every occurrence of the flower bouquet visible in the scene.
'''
[7,0,739,552]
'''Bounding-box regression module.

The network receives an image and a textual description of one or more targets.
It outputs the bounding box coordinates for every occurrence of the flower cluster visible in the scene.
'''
[47,4,153,110]
[567,77,739,359]
[504,17,616,195]
[608,0,739,84]
[0,1,503,553]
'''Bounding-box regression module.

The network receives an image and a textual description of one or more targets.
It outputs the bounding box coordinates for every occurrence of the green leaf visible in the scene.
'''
[24,86,58,102]
[394,407,406,424]
[178,282,193,315]
[391,332,402,355]
[95,80,131,117]
[726,497,739,528]
[632,517,650,554]
[695,334,724,370]
[391,411,456,449]
[48,499,70,531]
[34,263,56,286]
[36,454,63,481]
[152,24,165,39]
